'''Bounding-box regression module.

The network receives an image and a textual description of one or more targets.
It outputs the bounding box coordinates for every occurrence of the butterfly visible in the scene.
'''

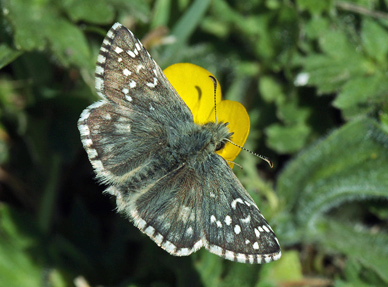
[78,23,281,264]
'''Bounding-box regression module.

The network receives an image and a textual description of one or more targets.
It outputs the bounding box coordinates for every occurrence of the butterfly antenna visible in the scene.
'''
[209,75,218,123]
[225,139,274,168]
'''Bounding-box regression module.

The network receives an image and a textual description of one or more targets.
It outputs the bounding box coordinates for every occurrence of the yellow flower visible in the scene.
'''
[164,63,250,164]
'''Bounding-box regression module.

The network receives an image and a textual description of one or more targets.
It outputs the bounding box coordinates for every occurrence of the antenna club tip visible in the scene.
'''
[264,158,274,168]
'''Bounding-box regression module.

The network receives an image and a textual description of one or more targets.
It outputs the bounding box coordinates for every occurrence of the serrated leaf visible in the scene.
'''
[334,73,388,118]
[304,16,330,39]
[319,29,355,58]
[301,53,367,94]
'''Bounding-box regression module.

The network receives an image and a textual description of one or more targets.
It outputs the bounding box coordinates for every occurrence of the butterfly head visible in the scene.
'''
[202,121,234,153]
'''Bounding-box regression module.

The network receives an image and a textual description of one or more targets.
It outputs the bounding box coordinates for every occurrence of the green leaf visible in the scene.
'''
[266,123,311,154]
[3,0,92,68]
[259,76,285,104]
[296,0,333,15]
[151,0,172,28]
[334,73,388,119]
[258,250,303,286]
[45,19,92,68]
[0,44,23,69]
[161,0,211,63]
[362,18,388,63]
[61,0,114,24]
[277,118,388,236]
[0,206,43,287]
[321,219,388,284]
[300,27,369,94]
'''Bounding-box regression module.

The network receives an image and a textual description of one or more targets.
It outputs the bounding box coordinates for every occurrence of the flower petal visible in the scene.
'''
[164,63,222,124]
[164,63,250,163]
[213,100,250,161]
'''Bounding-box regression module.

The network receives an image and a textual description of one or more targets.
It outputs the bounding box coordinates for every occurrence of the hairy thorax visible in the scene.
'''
[166,121,233,168]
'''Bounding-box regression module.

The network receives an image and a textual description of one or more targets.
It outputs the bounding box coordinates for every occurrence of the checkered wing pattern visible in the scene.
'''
[78,23,281,264]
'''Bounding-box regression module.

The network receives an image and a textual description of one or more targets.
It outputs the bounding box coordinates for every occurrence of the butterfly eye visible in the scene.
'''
[215,140,226,151]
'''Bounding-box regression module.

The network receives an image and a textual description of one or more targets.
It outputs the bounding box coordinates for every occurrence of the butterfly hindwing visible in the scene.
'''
[201,154,281,263]
[105,153,281,264]
[106,166,204,256]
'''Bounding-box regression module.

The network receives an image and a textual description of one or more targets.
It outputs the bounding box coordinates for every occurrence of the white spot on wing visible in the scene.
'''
[123,68,131,76]
[122,88,129,95]
[129,81,136,88]
[136,64,144,73]
[154,233,164,244]
[224,215,232,225]
[241,215,251,223]
[146,77,158,88]
[234,225,241,234]
[209,244,223,255]
[106,30,114,39]
[95,65,104,75]
[162,240,177,253]
[127,50,136,58]
[112,22,122,30]
[115,46,123,54]
[102,38,111,47]
[224,250,235,261]
[97,54,106,64]
[179,205,192,222]
[231,198,244,209]
[236,253,247,262]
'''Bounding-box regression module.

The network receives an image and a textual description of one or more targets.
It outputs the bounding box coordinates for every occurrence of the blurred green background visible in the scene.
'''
[1,0,388,286]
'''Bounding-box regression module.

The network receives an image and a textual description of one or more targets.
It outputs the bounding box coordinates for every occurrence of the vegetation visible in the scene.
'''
[1,0,388,286]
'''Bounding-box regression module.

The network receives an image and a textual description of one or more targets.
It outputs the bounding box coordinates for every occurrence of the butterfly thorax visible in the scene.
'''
[166,121,233,168]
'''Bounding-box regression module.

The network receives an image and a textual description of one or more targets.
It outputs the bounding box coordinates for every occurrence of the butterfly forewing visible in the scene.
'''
[95,23,192,126]
[78,22,281,264]
[78,100,172,185]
